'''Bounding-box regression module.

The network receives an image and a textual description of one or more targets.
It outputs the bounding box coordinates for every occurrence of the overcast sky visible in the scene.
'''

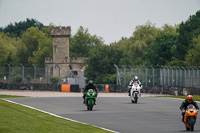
[0,0,199,44]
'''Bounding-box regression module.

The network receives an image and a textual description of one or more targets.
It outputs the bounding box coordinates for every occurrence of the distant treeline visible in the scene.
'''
[0,10,200,84]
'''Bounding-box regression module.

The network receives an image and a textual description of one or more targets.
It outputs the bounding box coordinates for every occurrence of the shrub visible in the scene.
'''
[26,74,32,82]
[49,76,59,84]
[12,74,22,83]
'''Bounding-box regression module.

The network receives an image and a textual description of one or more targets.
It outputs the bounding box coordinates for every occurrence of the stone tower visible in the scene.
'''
[45,26,86,85]
[51,26,70,63]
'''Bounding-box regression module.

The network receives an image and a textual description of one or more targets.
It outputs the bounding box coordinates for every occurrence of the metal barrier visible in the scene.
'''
[1,64,200,93]
[0,64,84,85]
[115,65,200,88]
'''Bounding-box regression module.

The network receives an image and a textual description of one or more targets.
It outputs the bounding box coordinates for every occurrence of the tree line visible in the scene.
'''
[0,10,200,84]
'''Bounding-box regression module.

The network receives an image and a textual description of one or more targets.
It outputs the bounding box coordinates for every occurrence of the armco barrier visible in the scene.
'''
[105,85,109,93]
[95,84,128,93]
[0,82,79,92]
[61,84,70,92]
[2,82,200,95]
[70,84,80,92]
[61,84,80,92]
[109,85,128,92]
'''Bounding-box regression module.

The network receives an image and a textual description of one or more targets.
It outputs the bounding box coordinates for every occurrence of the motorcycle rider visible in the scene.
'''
[180,95,199,122]
[128,76,142,96]
[83,80,98,104]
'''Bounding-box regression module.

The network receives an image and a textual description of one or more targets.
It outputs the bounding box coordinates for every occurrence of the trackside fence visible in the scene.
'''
[1,64,200,95]
[114,65,200,89]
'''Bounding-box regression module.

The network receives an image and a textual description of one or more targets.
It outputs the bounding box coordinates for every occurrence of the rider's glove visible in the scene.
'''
[182,109,185,113]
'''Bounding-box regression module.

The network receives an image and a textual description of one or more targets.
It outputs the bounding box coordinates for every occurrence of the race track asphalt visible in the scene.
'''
[5,96,200,133]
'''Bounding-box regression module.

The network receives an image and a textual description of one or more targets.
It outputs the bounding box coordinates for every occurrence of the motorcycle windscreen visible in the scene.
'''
[187,104,196,109]
[87,89,96,97]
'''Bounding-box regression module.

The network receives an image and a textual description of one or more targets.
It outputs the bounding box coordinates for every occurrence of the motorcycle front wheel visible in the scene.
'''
[131,100,134,103]
[189,117,195,131]
[89,100,93,111]
[134,94,138,104]
[185,126,190,131]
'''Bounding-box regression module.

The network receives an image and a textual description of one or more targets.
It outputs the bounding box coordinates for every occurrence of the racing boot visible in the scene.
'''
[94,99,96,105]
[181,112,185,122]
[128,89,130,96]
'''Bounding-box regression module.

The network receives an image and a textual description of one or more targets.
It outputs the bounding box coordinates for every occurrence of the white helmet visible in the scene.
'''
[134,76,138,80]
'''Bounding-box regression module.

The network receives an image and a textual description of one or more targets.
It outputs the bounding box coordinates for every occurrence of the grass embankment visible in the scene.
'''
[161,95,200,101]
[0,95,26,98]
[0,95,111,133]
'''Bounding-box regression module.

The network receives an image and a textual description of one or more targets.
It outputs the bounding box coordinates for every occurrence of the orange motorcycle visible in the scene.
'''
[183,104,198,131]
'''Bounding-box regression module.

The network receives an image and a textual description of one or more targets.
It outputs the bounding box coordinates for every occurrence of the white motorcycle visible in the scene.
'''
[130,82,142,103]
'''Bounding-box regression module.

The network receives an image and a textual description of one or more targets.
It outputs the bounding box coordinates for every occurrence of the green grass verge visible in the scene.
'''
[157,95,200,101]
[0,95,26,98]
[0,99,111,133]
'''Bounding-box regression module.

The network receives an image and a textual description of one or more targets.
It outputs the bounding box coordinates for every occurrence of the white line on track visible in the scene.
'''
[2,98,119,133]
[154,97,200,104]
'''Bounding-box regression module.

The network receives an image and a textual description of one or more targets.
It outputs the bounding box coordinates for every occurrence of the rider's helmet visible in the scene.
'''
[88,80,93,85]
[187,95,193,103]
[133,76,139,81]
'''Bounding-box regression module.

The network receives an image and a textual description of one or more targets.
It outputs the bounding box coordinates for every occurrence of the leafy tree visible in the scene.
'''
[161,24,178,34]
[146,24,180,66]
[114,37,132,52]
[70,26,104,57]
[176,10,200,60]
[85,45,132,84]
[131,21,160,45]
[131,22,161,64]
[16,27,52,66]
[0,33,17,65]
[185,35,200,66]
[147,33,177,65]
[1,18,44,37]
[29,36,52,65]
[116,21,160,65]
[42,24,55,37]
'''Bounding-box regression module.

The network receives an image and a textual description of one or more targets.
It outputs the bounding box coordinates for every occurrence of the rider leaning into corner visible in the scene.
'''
[180,95,199,122]
[128,76,142,96]
[83,80,98,104]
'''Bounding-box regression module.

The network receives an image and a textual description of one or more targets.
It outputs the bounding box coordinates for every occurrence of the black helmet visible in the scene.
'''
[88,80,93,85]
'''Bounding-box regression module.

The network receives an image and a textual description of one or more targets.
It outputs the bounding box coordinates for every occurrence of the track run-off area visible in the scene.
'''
[2,93,200,133]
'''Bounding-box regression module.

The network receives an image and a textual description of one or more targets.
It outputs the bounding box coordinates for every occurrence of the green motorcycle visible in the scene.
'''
[85,89,96,111]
